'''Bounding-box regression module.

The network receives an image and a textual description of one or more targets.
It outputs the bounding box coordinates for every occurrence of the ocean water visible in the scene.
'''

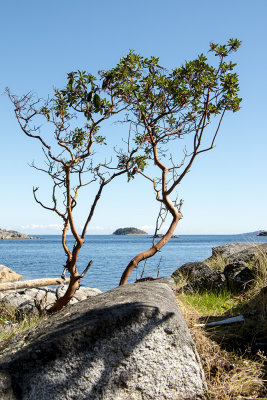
[0,234,266,292]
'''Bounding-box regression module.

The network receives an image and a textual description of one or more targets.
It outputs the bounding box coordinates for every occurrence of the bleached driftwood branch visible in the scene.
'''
[194,315,245,328]
[0,277,70,292]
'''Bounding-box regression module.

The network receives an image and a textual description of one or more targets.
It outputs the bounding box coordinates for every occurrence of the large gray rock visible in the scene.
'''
[0,281,207,400]
[172,261,212,282]
[210,242,267,263]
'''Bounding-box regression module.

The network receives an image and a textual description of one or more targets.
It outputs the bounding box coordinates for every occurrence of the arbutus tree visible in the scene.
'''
[7,39,241,309]
[7,71,143,312]
[100,39,242,285]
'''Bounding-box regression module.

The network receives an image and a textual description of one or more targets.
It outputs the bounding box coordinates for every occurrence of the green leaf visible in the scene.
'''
[93,94,101,109]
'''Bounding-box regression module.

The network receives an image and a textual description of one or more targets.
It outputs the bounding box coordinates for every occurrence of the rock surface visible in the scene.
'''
[0,281,207,400]
[210,242,267,263]
[257,231,267,236]
[0,229,37,240]
[223,261,255,293]
[174,261,212,281]
[112,227,148,235]
[0,266,23,283]
[172,262,226,293]
[171,242,264,294]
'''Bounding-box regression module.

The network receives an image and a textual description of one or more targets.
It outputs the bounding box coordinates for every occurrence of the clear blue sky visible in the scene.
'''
[1,0,266,235]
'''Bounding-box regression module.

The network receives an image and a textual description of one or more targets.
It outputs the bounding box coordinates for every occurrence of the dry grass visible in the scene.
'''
[177,298,267,399]
[176,249,267,398]
[0,306,46,348]
[205,254,230,271]
[247,251,267,297]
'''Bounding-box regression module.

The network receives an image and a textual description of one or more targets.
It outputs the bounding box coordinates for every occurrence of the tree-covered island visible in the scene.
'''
[113,227,148,235]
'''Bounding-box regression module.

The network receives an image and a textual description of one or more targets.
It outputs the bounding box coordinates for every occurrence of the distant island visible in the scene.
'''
[153,233,179,238]
[258,231,267,236]
[0,229,37,240]
[113,227,148,235]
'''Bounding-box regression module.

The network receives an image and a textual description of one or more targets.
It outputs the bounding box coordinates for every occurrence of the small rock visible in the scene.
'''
[16,302,38,319]
[69,297,79,305]
[43,291,57,306]
[34,288,49,303]
[2,293,33,309]
[74,286,102,299]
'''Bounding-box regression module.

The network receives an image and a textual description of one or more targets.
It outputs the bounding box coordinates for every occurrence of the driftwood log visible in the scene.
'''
[0,278,70,291]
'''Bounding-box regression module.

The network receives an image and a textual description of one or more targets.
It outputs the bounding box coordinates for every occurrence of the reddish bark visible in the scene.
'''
[47,256,80,313]
[119,209,182,285]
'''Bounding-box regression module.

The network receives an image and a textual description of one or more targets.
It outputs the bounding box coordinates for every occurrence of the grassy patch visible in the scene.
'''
[0,306,46,348]
[177,295,267,399]
[177,249,267,400]
[178,290,238,316]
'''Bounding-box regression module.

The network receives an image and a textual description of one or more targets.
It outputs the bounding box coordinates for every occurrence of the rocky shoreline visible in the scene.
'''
[0,229,38,240]
[172,242,267,294]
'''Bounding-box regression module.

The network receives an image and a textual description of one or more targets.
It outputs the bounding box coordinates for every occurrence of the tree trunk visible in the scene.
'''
[119,211,182,285]
[0,278,70,291]
[47,250,82,313]
[47,275,80,313]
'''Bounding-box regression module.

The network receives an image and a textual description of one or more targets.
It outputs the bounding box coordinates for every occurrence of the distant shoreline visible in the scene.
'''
[1,231,267,237]
[25,232,267,236]
[0,229,39,240]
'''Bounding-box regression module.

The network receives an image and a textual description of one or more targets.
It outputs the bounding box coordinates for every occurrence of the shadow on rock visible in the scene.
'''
[0,281,206,400]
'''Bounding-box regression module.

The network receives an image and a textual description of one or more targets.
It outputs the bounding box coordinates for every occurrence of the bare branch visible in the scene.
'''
[79,260,93,279]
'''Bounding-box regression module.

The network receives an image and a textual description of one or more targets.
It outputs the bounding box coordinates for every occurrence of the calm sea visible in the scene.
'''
[0,234,266,292]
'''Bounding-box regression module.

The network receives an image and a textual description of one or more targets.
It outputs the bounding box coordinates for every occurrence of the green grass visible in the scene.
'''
[178,290,238,316]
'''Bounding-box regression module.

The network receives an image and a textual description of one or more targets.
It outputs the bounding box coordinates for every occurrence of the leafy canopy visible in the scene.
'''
[100,39,241,179]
